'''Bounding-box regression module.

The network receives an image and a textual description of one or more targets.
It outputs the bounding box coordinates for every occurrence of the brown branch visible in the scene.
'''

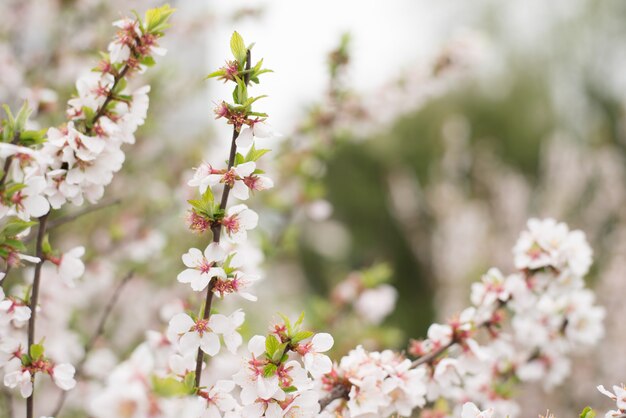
[411,339,456,368]
[194,50,252,390]
[319,384,350,410]
[90,65,130,132]
[50,270,134,417]
[47,198,121,231]
[26,212,50,418]
[23,198,121,244]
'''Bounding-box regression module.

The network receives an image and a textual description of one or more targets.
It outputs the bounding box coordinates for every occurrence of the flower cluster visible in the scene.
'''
[40,10,170,209]
[169,32,275,382]
[2,340,75,398]
[319,345,427,418]
[232,317,334,417]
[0,5,173,414]
[319,218,604,417]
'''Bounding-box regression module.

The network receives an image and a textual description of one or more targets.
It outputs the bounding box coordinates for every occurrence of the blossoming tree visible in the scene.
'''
[0,4,621,418]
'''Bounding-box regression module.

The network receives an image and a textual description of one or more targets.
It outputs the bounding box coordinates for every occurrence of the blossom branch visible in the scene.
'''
[194,51,252,389]
[25,212,49,418]
[410,339,455,368]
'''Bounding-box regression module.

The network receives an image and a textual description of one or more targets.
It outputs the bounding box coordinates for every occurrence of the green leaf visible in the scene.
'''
[230,31,247,64]
[112,78,127,95]
[144,4,176,33]
[2,220,36,237]
[82,106,96,123]
[263,363,278,377]
[265,334,280,357]
[5,238,26,253]
[205,69,226,80]
[291,331,314,344]
[222,252,238,275]
[272,342,288,363]
[183,372,196,393]
[234,77,247,105]
[151,375,189,397]
[580,407,596,418]
[42,234,52,255]
[15,102,32,133]
[293,311,305,331]
[29,343,44,361]
[19,129,46,146]
[242,95,267,109]
[234,152,245,165]
[245,145,271,162]
[140,56,156,67]
[2,105,15,129]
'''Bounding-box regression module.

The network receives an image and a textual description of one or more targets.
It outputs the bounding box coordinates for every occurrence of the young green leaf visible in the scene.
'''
[144,4,176,33]
[29,343,45,361]
[263,363,278,377]
[265,334,280,358]
[230,32,247,64]
[580,407,596,418]
[15,102,33,133]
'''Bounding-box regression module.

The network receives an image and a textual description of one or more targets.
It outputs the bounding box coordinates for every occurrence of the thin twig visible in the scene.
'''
[47,198,121,231]
[50,270,135,417]
[319,384,350,410]
[410,340,455,368]
[26,212,49,418]
[23,198,121,244]
[194,50,252,390]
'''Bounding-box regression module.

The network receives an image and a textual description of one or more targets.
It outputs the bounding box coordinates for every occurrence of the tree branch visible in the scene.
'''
[26,212,50,418]
[319,384,350,411]
[194,50,252,390]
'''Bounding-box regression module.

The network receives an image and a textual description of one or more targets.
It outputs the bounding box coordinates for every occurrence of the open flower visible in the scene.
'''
[236,121,275,149]
[52,363,77,391]
[167,313,222,357]
[11,175,50,221]
[4,370,32,398]
[177,243,226,291]
[222,204,258,243]
[598,384,626,411]
[298,333,334,378]
[197,380,239,417]
[50,246,86,287]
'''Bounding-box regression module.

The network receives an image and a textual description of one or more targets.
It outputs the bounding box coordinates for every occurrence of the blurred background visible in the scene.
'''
[2,0,626,416]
